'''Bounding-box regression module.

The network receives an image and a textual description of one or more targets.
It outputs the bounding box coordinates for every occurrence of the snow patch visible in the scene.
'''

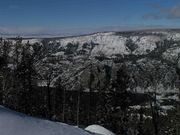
[85,125,115,135]
[22,39,41,44]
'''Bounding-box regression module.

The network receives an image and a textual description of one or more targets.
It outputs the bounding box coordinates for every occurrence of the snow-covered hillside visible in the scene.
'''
[4,29,180,105]
[0,106,91,135]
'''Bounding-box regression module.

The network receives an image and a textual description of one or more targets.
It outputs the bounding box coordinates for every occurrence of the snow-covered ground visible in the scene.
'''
[0,106,91,135]
[85,125,115,135]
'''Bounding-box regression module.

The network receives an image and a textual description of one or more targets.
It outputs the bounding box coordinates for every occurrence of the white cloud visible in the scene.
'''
[143,5,180,20]
[168,5,180,19]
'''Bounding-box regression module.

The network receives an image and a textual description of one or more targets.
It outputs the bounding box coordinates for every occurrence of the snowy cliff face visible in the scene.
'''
[7,30,180,104]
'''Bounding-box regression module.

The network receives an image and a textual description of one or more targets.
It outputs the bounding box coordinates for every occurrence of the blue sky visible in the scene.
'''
[0,0,180,35]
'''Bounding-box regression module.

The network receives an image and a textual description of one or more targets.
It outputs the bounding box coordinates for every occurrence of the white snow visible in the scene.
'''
[130,36,139,42]
[133,36,161,55]
[52,51,65,56]
[0,106,91,135]
[54,32,130,57]
[129,105,142,110]
[167,32,180,41]
[85,125,115,135]
[162,47,180,63]
[134,83,179,94]
[49,32,165,57]
[161,105,175,110]
[22,39,41,44]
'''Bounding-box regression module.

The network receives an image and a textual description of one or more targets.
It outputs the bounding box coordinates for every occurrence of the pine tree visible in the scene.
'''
[87,63,95,124]
[107,64,130,134]
[16,42,34,113]
[53,77,64,121]
[0,39,11,105]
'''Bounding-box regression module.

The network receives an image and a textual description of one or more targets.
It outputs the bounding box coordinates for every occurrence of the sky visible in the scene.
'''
[0,0,180,36]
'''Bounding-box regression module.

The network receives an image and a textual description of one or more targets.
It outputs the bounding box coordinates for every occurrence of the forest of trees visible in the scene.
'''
[0,37,179,135]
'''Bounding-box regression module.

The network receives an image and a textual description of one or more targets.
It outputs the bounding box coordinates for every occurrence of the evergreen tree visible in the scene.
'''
[108,64,130,134]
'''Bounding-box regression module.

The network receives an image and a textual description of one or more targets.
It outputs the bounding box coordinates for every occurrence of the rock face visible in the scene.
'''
[7,29,180,105]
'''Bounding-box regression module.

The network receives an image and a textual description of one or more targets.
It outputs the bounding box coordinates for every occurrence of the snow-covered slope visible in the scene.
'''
[132,35,161,55]
[50,32,129,57]
[0,106,91,135]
